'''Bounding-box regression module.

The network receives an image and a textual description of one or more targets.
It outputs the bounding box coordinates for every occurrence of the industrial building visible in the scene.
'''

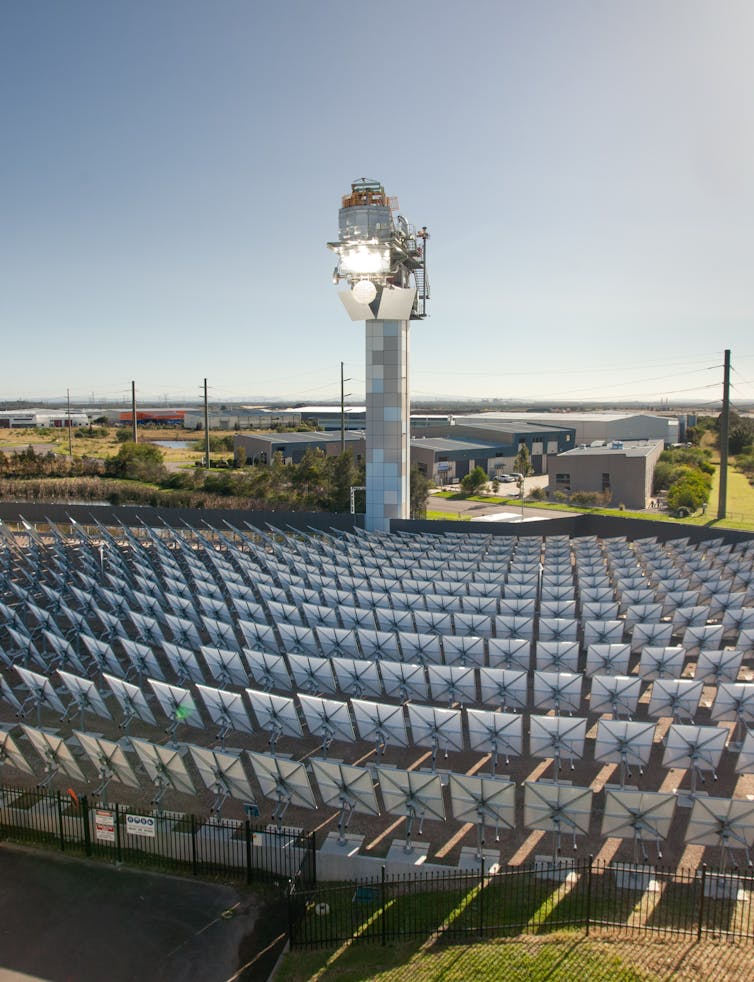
[182,408,302,430]
[546,439,664,510]
[0,409,89,428]
[453,411,680,446]
[234,431,365,466]
[234,421,576,485]
[287,406,450,432]
[416,420,576,476]
[104,407,303,430]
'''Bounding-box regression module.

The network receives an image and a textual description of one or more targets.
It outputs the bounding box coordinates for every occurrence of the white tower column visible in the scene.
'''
[365,319,410,532]
[329,178,428,535]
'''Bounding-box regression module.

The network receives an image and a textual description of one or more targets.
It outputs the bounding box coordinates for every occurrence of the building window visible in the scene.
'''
[602,472,611,491]
[555,473,571,491]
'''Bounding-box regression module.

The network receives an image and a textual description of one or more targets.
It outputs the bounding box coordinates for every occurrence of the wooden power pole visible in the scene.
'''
[717,349,731,520]
[204,378,211,469]
[131,380,138,443]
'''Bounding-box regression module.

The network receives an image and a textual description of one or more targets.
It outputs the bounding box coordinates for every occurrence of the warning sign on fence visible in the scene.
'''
[95,809,115,843]
[126,814,156,838]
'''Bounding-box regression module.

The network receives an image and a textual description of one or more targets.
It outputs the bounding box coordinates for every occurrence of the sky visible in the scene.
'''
[2,1,753,409]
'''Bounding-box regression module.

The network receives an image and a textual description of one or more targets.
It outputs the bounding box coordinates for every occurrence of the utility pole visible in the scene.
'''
[66,388,73,456]
[131,380,138,443]
[717,349,731,520]
[340,362,351,454]
[203,378,211,469]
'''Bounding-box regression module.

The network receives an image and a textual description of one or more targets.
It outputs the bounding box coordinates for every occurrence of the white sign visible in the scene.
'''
[95,809,115,843]
[126,814,156,838]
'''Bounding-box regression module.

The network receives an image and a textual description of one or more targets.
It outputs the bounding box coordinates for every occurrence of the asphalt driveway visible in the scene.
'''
[0,845,259,982]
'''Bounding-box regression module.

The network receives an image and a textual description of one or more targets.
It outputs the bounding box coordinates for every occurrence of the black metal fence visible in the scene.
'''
[288,858,754,949]
[0,784,316,887]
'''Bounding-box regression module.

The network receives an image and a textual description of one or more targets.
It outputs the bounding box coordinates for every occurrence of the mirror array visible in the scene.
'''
[2,518,754,869]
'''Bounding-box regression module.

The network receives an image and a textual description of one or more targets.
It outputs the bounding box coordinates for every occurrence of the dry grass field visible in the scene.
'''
[0,425,236,467]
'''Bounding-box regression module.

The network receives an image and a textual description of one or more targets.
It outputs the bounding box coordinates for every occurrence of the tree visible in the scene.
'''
[658,446,713,474]
[513,443,533,478]
[265,450,291,505]
[729,419,754,455]
[292,447,329,507]
[666,467,712,513]
[105,442,166,483]
[326,451,363,512]
[460,465,488,495]
[410,466,432,519]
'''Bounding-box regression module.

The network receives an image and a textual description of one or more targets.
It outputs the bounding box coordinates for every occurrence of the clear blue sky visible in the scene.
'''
[2,1,753,408]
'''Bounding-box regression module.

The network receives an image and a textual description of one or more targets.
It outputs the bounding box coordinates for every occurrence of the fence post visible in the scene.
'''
[82,795,91,857]
[56,791,65,853]
[245,820,252,885]
[584,855,593,937]
[476,858,483,937]
[287,877,295,947]
[310,830,317,885]
[697,865,707,941]
[190,813,198,876]
[381,864,387,947]
[115,803,122,863]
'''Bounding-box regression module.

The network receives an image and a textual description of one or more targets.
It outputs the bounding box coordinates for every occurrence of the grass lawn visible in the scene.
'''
[431,465,754,532]
[714,465,754,528]
[275,934,659,981]
[274,932,754,981]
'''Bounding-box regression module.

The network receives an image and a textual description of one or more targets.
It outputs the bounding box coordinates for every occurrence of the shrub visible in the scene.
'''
[666,467,712,512]
[460,466,489,495]
[571,491,601,507]
[74,426,109,439]
[105,442,167,483]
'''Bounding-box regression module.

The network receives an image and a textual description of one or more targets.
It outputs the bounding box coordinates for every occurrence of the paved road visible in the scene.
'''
[428,493,581,523]
[0,845,259,982]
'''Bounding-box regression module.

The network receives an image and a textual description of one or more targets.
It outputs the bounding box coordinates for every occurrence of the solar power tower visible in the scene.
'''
[328,178,429,531]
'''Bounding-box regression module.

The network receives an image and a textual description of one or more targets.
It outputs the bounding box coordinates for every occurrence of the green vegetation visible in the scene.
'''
[716,466,754,529]
[105,441,167,483]
[190,434,235,453]
[460,465,489,496]
[513,443,534,479]
[0,446,102,479]
[722,411,754,455]
[0,438,366,514]
[570,490,612,507]
[74,425,109,439]
[276,935,660,981]
[736,450,754,485]
[410,466,433,519]
[653,446,713,514]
